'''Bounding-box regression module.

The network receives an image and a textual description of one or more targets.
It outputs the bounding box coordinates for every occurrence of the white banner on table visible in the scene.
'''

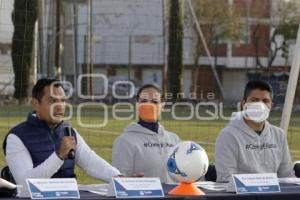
[26,178,80,199]
[227,173,280,194]
[109,177,164,198]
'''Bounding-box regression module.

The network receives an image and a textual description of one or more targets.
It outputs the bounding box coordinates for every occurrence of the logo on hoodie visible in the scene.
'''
[245,142,277,150]
[144,142,175,148]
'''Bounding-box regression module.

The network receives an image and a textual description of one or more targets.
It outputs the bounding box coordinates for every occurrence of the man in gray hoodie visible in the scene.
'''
[215,80,295,182]
[112,84,180,183]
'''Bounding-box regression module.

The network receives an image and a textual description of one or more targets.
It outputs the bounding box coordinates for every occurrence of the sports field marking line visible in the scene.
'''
[290,150,300,154]
[79,128,121,135]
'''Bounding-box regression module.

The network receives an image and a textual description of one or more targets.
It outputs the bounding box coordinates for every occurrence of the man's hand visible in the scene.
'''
[57,136,76,160]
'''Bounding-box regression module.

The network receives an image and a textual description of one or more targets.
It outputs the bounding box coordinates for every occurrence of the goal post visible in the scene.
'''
[280,25,300,134]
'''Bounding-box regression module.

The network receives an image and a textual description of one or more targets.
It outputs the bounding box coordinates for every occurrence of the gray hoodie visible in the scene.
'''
[215,114,295,182]
[112,122,180,183]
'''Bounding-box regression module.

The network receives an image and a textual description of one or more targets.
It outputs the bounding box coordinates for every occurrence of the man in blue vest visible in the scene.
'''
[4,78,120,196]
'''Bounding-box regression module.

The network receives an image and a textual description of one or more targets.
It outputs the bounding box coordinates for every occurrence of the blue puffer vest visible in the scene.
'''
[5,113,76,178]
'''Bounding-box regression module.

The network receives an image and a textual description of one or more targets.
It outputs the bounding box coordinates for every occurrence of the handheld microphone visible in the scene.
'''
[64,126,75,159]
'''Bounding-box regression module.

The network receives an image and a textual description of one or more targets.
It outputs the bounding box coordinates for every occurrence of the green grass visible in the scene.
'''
[1,105,300,184]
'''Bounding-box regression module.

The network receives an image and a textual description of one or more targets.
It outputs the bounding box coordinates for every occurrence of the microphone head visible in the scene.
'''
[68,150,75,160]
[64,126,72,136]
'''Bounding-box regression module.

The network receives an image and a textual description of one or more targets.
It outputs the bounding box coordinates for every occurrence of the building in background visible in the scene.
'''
[1,0,300,104]
[0,0,14,96]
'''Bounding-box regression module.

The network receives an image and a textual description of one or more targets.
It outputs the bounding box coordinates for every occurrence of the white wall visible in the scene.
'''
[142,69,162,88]
[0,0,13,43]
[0,0,14,94]
[183,69,192,97]
[77,0,164,65]
[0,54,14,95]
[222,70,247,103]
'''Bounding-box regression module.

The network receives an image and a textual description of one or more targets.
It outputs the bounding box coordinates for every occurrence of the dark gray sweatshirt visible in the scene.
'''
[112,122,180,183]
[215,113,295,182]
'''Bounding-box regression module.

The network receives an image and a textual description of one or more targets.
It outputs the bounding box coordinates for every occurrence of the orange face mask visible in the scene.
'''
[138,103,161,123]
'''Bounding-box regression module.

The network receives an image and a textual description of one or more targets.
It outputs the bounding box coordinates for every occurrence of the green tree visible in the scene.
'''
[168,0,184,100]
[11,0,38,103]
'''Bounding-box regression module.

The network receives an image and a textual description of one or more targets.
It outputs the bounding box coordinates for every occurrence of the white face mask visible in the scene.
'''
[242,102,270,123]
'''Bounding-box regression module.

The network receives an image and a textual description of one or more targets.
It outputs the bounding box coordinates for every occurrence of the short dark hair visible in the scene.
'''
[243,80,273,100]
[32,78,63,101]
[136,84,163,101]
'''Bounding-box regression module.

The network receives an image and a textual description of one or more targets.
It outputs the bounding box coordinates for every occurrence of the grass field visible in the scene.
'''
[1,104,300,184]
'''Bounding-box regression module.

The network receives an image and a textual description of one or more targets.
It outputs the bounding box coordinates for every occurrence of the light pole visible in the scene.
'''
[55,0,61,80]
[86,0,93,97]
[128,34,132,81]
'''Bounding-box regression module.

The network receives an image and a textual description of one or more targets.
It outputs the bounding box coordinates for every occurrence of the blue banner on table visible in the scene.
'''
[232,173,280,194]
[26,178,80,199]
[112,178,164,198]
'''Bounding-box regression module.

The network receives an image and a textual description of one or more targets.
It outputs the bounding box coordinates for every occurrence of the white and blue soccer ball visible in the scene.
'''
[167,141,209,183]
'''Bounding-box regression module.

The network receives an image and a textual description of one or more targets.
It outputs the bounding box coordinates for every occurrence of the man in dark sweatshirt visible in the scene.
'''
[112,84,180,183]
[215,80,295,182]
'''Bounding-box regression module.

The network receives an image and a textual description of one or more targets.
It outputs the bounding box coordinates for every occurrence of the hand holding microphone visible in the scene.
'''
[64,126,76,159]
[57,126,76,160]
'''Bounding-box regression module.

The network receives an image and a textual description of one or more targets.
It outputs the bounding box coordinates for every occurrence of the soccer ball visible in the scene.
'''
[167,141,209,183]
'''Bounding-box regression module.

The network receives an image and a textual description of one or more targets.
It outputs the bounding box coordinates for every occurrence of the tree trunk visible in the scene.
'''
[168,0,183,101]
[11,0,38,103]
